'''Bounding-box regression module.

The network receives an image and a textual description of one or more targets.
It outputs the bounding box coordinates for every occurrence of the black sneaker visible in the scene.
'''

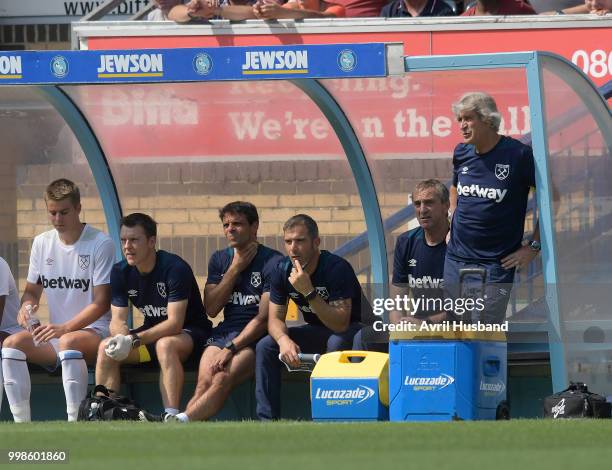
[138,410,162,422]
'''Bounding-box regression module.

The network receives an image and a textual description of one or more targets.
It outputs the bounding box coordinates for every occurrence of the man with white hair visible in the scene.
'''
[445,92,540,324]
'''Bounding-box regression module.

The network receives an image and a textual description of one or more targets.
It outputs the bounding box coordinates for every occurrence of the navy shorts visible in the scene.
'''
[204,325,260,351]
[130,324,210,364]
[443,257,515,324]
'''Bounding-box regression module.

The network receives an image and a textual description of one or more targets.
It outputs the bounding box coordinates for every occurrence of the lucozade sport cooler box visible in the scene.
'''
[389,330,507,421]
[310,351,389,421]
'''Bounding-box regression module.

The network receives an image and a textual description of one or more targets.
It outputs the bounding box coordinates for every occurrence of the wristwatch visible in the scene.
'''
[224,340,237,354]
[130,333,141,349]
[528,240,541,252]
[304,289,318,302]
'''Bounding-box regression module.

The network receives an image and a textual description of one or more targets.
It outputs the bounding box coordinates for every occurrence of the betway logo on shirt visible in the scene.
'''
[0,56,22,79]
[229,292,260,306]
[408,274,444,289]
[242,50,308,75]
[40,275,90,292]
[457,182,508,203]
[97,54,163,78]
[138,305,168,318]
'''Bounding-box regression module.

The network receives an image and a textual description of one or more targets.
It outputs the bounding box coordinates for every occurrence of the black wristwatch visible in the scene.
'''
[130,333,141,349]
[304,289,317,301]
[528,240,541,252]
[224,340,237,354]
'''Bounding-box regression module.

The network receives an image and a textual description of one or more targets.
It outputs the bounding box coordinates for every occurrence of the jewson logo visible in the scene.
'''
[479,380,506,394]
[314,385,375,405]
[193,53,213,75]
[456,182,508,203]
[404,374,455,391]
[50,56,69,78]
[338,49,357,72]
[97,53,163,78]
[242,50,308,75]
[0,55,22,79]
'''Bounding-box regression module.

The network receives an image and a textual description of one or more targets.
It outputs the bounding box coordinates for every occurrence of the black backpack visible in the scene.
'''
[77,385,151,421]
[543,382,611,419]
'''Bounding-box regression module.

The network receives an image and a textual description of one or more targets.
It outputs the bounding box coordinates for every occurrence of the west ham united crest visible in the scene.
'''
[315,287,330,301]
[495,164,510,181]
[78,255,90,270]
[157,282,167,298]
[251,272,262,288]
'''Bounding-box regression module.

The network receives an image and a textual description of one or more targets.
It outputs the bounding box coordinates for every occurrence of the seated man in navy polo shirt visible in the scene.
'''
[168,201,282,422]
[255,214,364,420]
[354,179,450,351]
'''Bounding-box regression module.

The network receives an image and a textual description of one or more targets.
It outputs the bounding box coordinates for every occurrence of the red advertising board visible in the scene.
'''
[75,20,610,160]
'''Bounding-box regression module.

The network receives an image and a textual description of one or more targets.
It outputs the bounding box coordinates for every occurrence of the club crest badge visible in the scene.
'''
[157,282,167,298]
[495,164,510,181]
[315,287,329,301]
[50,55,69,78]
[193,53,213,75]
[78,255,90,270]
[251,272,262,288]
[337,49,357,72]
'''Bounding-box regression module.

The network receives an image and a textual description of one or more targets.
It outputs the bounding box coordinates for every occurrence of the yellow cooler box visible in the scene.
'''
[310,351,389,421]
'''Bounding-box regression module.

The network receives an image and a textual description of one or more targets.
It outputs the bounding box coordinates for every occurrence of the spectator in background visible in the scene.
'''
[462,0,535,14]
[170,0,345,21]
[148,0,184,20]
[540,0,611,13]
[381,0,456,17]
[333,0,389,16]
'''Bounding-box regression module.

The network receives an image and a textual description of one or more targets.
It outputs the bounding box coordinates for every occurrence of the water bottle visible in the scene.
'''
[25,305,41,347]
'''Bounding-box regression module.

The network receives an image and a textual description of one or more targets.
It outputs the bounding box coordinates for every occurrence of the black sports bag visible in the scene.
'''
[543,382,611,419]
[78,385,149,421]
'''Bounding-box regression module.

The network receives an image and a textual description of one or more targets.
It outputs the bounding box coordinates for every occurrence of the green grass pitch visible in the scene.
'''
[1,420,611,469]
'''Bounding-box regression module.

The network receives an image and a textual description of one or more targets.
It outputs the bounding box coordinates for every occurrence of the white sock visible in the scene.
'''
[175,412,189,423]
[59,350,88,422]
[164,408,179,416]
[2,347,31,422]
[0,349,3,414]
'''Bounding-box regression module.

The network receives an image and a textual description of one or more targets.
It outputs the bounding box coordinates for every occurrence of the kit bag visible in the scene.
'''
[77,385,144,421]
[543,382,611,419]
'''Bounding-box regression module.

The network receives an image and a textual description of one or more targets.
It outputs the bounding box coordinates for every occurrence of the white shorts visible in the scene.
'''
[44,324,110,371]
[0,325,25,336]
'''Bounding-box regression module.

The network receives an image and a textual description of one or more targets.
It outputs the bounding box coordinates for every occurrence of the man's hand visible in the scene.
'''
[231,242,259,273]
[278,335,300,368]
[104,334,133,361]
[211,348,234,373]
[501,245,538,271]
[17,304,38,329]
[254,0,286,19]
[32,323,69,344]
[288,260,314,296]
[186,0,217,18]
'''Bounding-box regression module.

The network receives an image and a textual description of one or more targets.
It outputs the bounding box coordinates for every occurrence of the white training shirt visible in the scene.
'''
[0,256,20,332]
[27,224,115,329]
